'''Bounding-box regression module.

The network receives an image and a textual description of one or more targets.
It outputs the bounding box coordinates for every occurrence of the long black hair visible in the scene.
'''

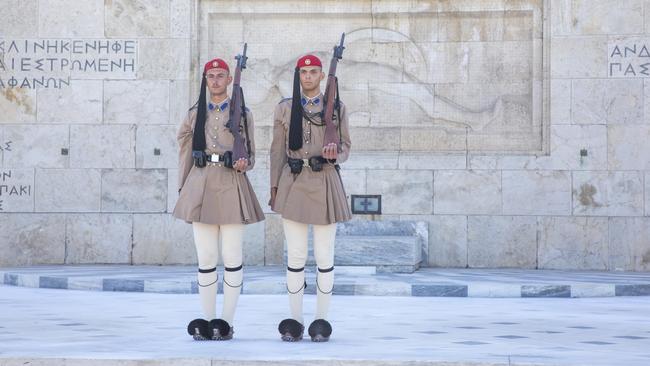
[288,67,303,151]
[191,74,208,151]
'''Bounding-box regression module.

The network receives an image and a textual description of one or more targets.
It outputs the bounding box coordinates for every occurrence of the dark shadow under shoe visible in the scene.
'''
[308,319,332,342]
[187,319,211,341]
[209,319,233,340]
[278,318,304,342]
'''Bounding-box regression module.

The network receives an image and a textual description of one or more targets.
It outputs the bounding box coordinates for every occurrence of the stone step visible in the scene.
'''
[286,220,427,273]
[3,265,650,298]
[300,235,421,273]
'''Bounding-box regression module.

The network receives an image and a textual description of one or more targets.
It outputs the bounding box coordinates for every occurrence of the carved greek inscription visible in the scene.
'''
[609,39,650,77]
[0,39,138,88]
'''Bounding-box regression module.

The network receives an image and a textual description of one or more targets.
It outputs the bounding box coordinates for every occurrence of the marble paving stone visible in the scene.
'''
[2,125,69,168]
[502,170,571,215]
[344,152,399,170]
[0,0,38,37]
[646,79,650,124]
[571,283,616,298]
[132,214,195,265]
[647,0,650,34]
[70,125,136,169]
[67,278,103,291]
[397,153,466,170]
[551,36,607,78]
[104,80,170,125]
[101,169,167,212]
[467,216,537,268]
[0,168,34,212]
[521,285,571,298]
[550,79,571,124]
[615,284,650,296]
[469,124,608,171]
[37,80,103,124]
[138,39,191,80]
[170,0,191,37]
[35,169,101,212]
[263,214,284,265]
[551,0,644,35]
[609,217,650,271]
[167,169,179,213]
[466,41,533,84]
[0,86,37,124]
[0,214,66,266]
[169,79,192,126]
[38,0,104,37]
[333,236,421,268]
[572,79,644,125]
[426,215,468,268]
[65,214,132,264]
[136,125,178,169]
[3,273,39,288]
[354,282,411,296]
[338,169,366,197]
[366,170,433,215]
[243,221,265,266]
[646,171,649,216]
[39,276,67,289]
[105,0,170,37]
[434,170,501,215]
[572,171,644,216]
[103,279,144,292]
[411,285,468,297]
[539,217,609,270]
[349,127,401,151]
[608,125,650,170]
[468,283,522,298]
[400,127,467,152]
[144,280,192,294]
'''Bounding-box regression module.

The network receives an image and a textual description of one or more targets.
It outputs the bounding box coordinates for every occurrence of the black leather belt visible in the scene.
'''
[206,153,227,163]
[287,156,337,174]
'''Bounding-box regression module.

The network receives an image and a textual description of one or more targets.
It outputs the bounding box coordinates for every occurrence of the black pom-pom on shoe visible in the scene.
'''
[278,318,304,342]
[308,319,332,342]
[187,319,211,340]
[209,319,233,340]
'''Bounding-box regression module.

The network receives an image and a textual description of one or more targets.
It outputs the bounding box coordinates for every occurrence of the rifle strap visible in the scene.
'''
[335,77,342,147]
[240,87,252,157]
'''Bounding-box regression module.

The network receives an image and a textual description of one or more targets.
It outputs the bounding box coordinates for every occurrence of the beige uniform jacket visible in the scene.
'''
[173,99,264,225]
[270,93,352,225]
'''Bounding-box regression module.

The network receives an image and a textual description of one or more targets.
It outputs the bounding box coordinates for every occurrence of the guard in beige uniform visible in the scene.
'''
[174,57,264,341]
[269,54,352,342]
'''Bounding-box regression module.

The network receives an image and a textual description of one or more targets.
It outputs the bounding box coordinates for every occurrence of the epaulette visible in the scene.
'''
[278,97,291,105]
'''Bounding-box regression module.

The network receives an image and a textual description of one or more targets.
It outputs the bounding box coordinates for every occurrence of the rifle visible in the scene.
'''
[322,33,345,147]
[228,43,249,162]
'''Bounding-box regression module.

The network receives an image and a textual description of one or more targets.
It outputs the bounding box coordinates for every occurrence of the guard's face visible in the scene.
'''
[299,66,324,92]
[205,68,232,96]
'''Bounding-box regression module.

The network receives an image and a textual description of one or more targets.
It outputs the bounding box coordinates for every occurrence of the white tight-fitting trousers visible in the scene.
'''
[282,218,336,325]
[192,222,244,325]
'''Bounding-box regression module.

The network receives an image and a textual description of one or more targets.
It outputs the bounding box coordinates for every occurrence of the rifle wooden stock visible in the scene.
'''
[229,43,249,161]
[322,33,345,147]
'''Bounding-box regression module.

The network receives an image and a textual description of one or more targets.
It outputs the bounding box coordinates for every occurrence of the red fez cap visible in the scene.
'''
[203,58,229,74]
[296,54,322,68]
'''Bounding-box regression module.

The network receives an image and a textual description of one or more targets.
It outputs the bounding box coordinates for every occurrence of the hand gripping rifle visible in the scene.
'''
[228,43,250,162]
[322,33,345,148]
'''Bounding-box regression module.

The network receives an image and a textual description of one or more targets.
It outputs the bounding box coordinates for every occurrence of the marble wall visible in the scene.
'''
[1,0,649,272]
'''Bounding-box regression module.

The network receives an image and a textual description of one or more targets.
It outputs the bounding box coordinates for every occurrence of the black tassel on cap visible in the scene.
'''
[192,74,208,151]
[288,67,303,151]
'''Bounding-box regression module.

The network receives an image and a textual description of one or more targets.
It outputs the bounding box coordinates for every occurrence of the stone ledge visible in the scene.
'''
[2,265,650,298]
